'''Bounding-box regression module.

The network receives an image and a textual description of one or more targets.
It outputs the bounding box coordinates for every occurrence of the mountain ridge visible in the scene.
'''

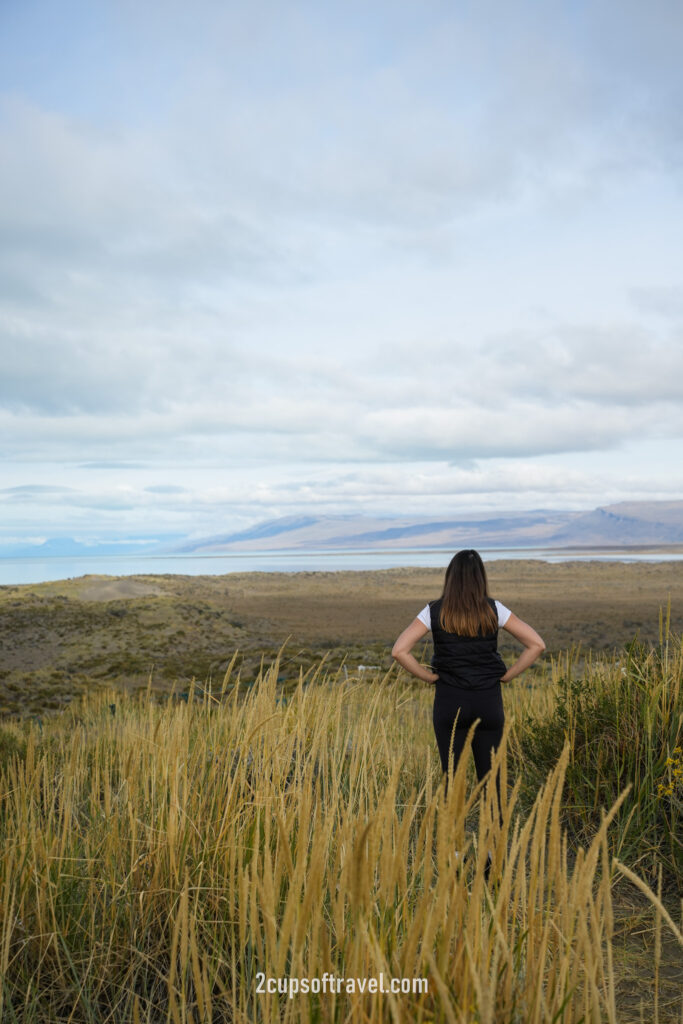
[167,500,683,554]
[4,501,682,560]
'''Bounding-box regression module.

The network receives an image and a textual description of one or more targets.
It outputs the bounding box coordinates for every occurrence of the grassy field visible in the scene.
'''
[0,563,682,1021]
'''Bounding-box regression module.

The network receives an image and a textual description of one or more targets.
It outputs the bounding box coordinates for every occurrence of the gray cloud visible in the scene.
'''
[483,325,683,404]
[80,461,147,470]
[1,0,683,534]
[145,485,188,494]
[629,286,683,320]
[1,370,681,469]
[1,484,75,495]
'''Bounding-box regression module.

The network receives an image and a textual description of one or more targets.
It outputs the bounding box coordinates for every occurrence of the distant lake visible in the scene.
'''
[2,546,683,586]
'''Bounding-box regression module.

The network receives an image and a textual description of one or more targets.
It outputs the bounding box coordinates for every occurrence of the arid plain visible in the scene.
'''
[1,558,682,717]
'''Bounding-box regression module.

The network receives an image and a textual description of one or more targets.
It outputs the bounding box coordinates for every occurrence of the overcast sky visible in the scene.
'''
[1,0,683,544]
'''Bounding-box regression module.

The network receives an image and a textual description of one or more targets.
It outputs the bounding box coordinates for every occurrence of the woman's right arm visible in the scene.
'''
[500,613,546,682]
[392,619,439,684]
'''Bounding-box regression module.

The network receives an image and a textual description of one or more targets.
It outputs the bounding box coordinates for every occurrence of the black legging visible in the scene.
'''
[432,680,504,812]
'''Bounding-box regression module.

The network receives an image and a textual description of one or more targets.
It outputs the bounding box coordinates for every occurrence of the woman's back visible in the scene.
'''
[426,595,507,690]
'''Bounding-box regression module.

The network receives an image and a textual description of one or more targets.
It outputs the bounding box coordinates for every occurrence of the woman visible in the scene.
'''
[392,550,545,796]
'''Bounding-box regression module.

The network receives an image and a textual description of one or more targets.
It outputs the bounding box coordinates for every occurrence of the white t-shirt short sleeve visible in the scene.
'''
[417,600,511,630]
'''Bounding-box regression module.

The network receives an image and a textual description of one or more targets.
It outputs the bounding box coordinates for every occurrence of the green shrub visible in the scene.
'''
[0,723,27,770]
[514,632,683,890]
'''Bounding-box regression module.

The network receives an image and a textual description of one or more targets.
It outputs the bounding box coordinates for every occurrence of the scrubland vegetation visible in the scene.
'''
[2,560,682,718]
[0,622,682,1022]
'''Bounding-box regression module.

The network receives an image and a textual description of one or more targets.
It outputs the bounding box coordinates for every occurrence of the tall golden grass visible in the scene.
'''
[0,650,681,1022]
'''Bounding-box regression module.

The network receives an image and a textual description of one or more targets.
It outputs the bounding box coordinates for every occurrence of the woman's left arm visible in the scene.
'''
[500,613,546,682]
[391,619,439,683]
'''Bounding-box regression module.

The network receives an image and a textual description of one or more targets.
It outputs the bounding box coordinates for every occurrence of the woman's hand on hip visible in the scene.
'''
[392,618,436,684]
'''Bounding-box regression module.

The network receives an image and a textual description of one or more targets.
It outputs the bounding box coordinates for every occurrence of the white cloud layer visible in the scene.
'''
[1,0,682,537]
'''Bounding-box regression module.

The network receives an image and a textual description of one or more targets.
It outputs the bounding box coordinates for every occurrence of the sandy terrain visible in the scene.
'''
[75,577,165,601]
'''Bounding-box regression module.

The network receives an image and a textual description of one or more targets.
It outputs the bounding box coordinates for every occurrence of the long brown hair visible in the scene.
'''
[439,549,498,636]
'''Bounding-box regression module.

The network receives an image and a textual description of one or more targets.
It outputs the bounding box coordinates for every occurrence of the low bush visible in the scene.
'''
[512,629,682,890]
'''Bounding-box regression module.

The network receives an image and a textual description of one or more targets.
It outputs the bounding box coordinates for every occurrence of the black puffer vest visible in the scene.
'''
[429,597,506,691]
